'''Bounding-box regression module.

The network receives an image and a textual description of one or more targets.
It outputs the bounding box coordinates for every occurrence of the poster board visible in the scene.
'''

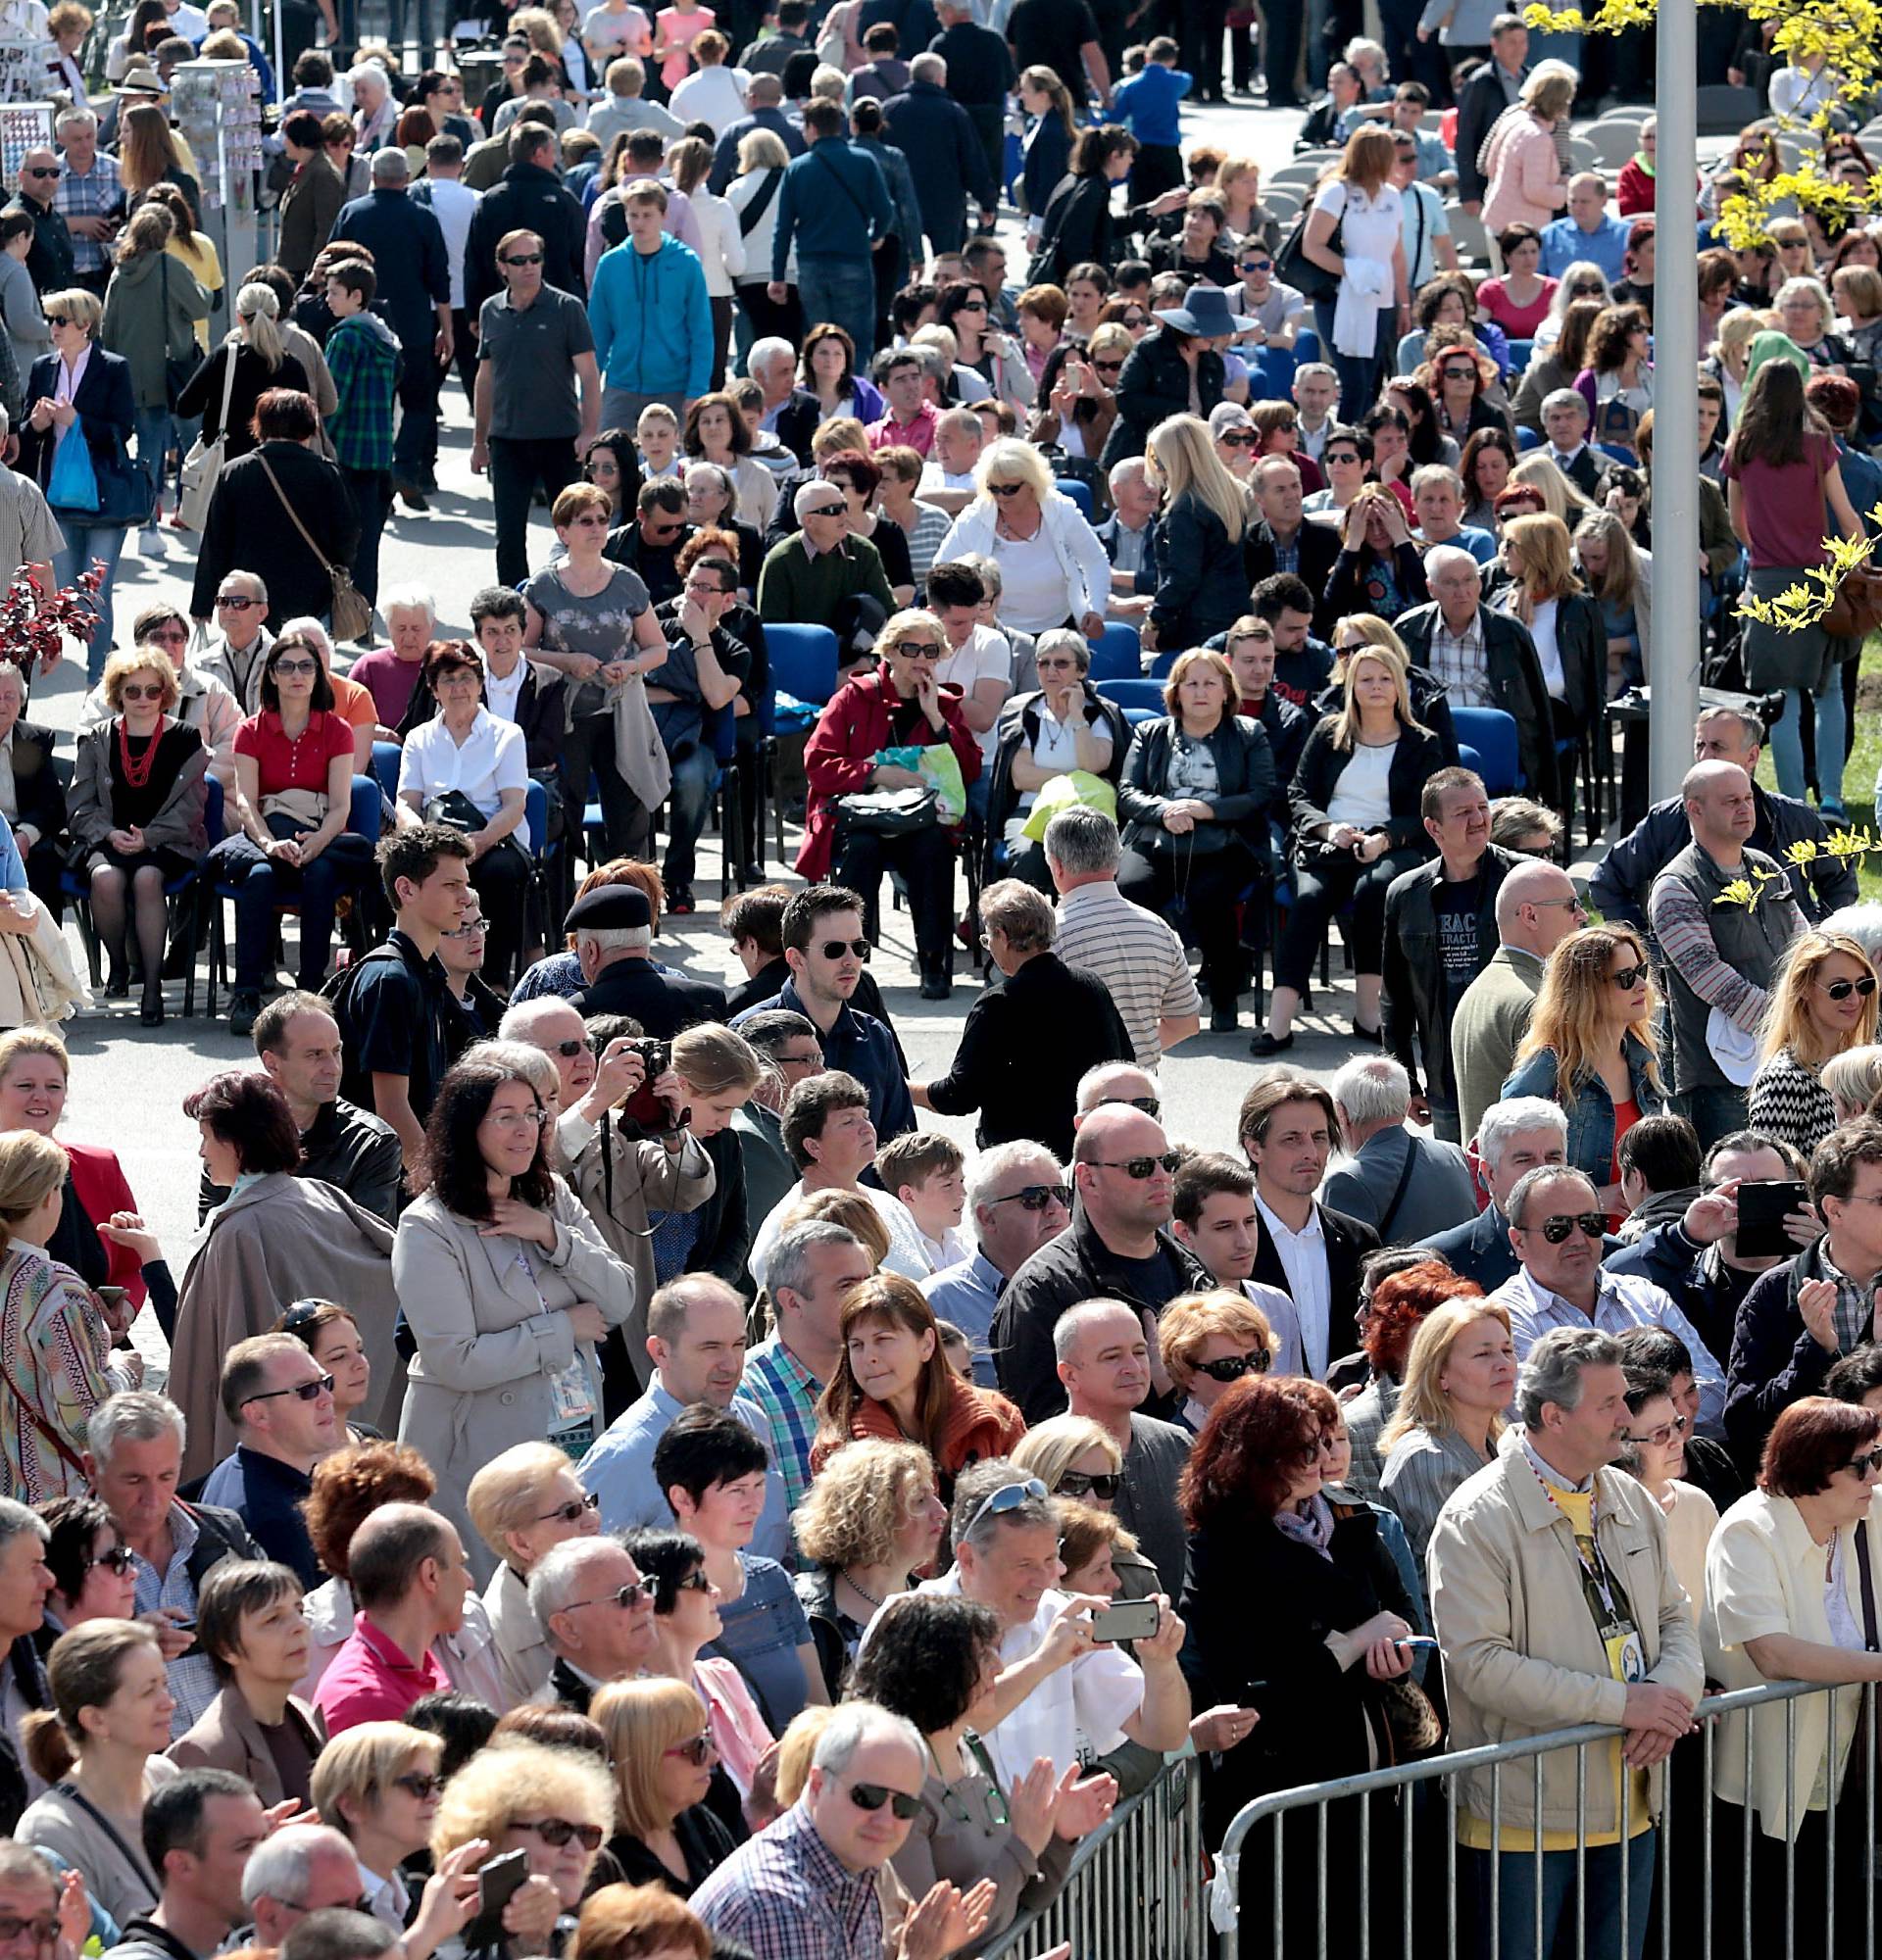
[0,41,45,106]
[0,100,51,191]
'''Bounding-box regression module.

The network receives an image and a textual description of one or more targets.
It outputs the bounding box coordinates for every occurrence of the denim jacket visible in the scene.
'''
[1501,1035,1666,1188]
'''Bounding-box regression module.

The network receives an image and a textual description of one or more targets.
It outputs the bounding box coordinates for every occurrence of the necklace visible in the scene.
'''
[840,1567,889,1610]
[116,715,166,791]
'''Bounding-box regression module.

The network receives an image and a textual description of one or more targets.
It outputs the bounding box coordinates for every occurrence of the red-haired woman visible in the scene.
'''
[1179,1373,1424,1956]
[1343,1258,1486,1502]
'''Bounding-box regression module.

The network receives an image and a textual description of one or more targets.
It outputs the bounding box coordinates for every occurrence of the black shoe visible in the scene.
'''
[668,884,696,915]
[104,969,129,1001]
[919,955,952,1001]
[228,989,261,1038]
[737,861,766,884]
[162,938,191,979]
[1248,1028,1294,1056]
[140,983,164,1028]
[1211,1004,1239,1033]
[396,481,430,512]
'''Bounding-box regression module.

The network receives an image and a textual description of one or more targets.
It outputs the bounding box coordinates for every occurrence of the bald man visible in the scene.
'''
[1648,761,1805,1147]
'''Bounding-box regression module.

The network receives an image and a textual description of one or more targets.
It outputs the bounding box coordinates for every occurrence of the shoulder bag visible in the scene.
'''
[255,450,373,643]
[177,343,238,533]
[736,167,783,238]
[1274,189,1343,306]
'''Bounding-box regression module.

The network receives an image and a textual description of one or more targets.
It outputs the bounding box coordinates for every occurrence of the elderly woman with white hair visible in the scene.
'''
[934,440,1111,639]
[350,586,439,739]
[1775,274,1857,373]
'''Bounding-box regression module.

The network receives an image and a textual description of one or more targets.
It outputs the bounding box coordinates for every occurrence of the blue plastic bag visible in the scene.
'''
[46,416,99,514]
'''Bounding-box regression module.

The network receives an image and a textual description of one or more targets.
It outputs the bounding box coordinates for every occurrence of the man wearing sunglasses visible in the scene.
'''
[6,149,74,297]
[528,1535,661,1712]
[194,1335,336,1592]
[1493,1165,1726,1434]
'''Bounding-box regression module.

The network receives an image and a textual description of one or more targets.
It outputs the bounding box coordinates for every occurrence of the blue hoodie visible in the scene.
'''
[1112,62,1192,149]
[587,232,711,400]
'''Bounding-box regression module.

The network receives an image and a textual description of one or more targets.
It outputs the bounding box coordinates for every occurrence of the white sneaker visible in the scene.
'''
[138,525,166,559]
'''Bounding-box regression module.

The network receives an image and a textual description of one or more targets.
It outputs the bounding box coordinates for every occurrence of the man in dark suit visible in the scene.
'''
[0,666,65,920]
[1454,17,1530,213]
[531,1522,663,1712]
[880,55,997,254]
[1243,458,1342,624]
[1239,1076,1380,1380]
[1094,455,1162,591]
[568,885,728,1035]
[464,122,588,314]
[1418,1095,1568,1291]
[1541,388,1606,499]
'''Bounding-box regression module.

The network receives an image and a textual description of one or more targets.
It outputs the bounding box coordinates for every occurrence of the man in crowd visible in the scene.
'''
[1245,456,1341,593]
[193,572,272,710]
[1451,858,1587,1145]
[50,107,122,298]
[196,1335,338,1590]
[412,134,479,408]
[1492,1164,1726,1429]
[1540,390,1604,499]
[1381,766,1515,1141]
[1593,706,1857,932]
[1419,1097,1569,1290]
[0,1504,50,1827]
[932,0,1013,195]
[589,179,712,430]
[1094,458,1161,592]
[993,1102,1207,1424]
[728,1010,820,1229]
[466,122,587,312]
[8,147,74,296]
[917,407,986,514]
[241,1829,378,1951]
[1169,1151,1304,1375]
[708,73,803,193]
[1054,1298,1190,1598]
[1323,1054,1476,1241]
[923,1142,1071,1390]
[528,1534,661,1711]
[1221,617,1307,834]
[313,1504,471,1732]
[880,53,997,254]
[1610,1114,1704,1245]
[1539,169,1632,279]
[0,662,66,921]
[565,883,726,1033]
[1410,466,1495,564]
[112,1770,271,1960]
[768,97,893,362]
[1045,808,1199,1068]
[1452,12,1530,214]
[321,259,401,613]
[757,480,897,624]
[1428,1325,1702,1956]
[1649,760,1805,1146]
[84,1392,262,1737]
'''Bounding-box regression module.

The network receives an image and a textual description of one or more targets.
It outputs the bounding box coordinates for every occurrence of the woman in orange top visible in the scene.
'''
[812,1274,1026,1503]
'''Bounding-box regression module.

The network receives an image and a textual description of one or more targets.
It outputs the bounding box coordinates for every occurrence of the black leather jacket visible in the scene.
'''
[1117,712,1275,862]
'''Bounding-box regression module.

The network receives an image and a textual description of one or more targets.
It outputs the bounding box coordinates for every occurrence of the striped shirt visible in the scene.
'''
[1379,1422,1495,1568]
[1426,610,1492,708]
[741,1336,823,1518]
[1645,875,1773,1036]
[1054,882,1201,1068]
[692,1798,882,1960]
[52,154,122,275]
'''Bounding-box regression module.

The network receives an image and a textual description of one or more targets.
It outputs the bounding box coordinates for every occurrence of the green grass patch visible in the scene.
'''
[1752,640,1882,901]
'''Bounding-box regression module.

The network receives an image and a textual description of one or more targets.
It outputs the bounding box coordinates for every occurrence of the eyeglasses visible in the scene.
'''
[25,166,59,178]
[242,1373,335,1406]
[145,628,187,645]
[989,482,1026,498]
[485,1105,548,1129]
[1820,974,1879,1001]
[511,1817,605,1852]
[1240,259,1272,272]
[1610,965,1647,989]
[804,505,846,521]
[675,1568,715,1594]
[536,1491,601,1524]
[1106,1094,1162,1118]
[1324,452,1362,466]
[1036,656,1079,671]
[1440,364,1478,379]
[44,314,71,327]
[217,594,257,610]
[664,1732,718,1767]
[962,1477,1048,1538]
[1572,281,1605,295]
[816,937,870,960]
[896,642,943,656]
[567,1582,650,1611]
[1193,1348,1269,1384]
[1533,1212,1607,1245]
[393,1772,442,1800]
[272,658,317,676]
[773,1048,823,1070]
[502,252,543,266]
[1087,1152,1181,1179]
[845,1781,921,1819]
[544,1038,587,1058]
[1091,358,1124,374]
[1530,896,1588,911]
[439,919,485,939]
[986,1183,1070,1212]
[1057,1470,1120,1499]
[644,517,684,537]
[957,299,988,313]
[87,1544,136,1575]
[1847,1450,1882,1479]
[0,1919,58,1948]
[684,580,731,600]
[1624,1413,1690,1448]
[1122,313,1148,327]
[1218,430,1258,447]
[120,683,166,702]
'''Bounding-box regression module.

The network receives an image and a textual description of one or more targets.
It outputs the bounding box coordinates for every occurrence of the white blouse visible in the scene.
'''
[398,708,528,819]
[1326,739,1397,829]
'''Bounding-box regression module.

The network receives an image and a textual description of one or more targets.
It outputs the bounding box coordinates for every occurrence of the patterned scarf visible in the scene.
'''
[1273,1493,1336,1560]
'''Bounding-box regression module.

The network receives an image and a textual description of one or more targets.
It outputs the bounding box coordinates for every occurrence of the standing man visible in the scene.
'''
[1419,1097,1568,1291]
[589,181,711,432]
[1446,12,1529,214]
[768,97,892,366]
[879,55,997,257]
[1381,766,1516,1141]
[7,147,73,297]
[1428,1326,1702,1957]
[1323,1054,1478,1240]
[1451,858,1588,1145]
[0,662,66,921]
[1649,761,1805,1148]
[329,148,452,515]
[1169,1151,1305,1375]
[321,260,402,619]
[50,108,122,298]
[929,0,1012,205]
[410,134,480,414]
[471,225,599,589]
[707,74,805,195]
[466,123,588,314]
[1005,0,1110,108]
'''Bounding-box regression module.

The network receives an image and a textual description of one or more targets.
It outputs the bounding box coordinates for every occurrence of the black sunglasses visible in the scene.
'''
[674,1568,715,1594]
[1822,974,1879,1001]
[1057,1469,1120,1499]
[666,1732,717,1766]
[1610,965,1647,989]
[87,1544,136,1576]
[393,1772,442,1800]
[989,481,1026,497]
[1087,1152,1181,1179]
[546,1037,587,1057]
[502,252,543,266]
[514,1817,605,1851]
[1193,1348,1269,1384]
[1536,1212,1607,1245]
[536,1492,601,1524]
[1849,1449,1882,1478]
[817,937,870,960]
[846,1781,921,1819]
[242,1373,334,1406]
[217,594,258,610]
[987,1182,1070,1212]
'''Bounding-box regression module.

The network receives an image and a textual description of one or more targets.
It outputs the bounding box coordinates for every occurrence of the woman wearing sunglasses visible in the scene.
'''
[36,1494,138,1637]
[1616,1368,1715,1628]
[1010,1416,1161,1604]
[589,1677,740,1899]
[1501,925,1667,1218]
[1748,930,1882,1160]
[1154,1290,1277,1436]
[169,1556,322,1807]
[314,1720,448,1923]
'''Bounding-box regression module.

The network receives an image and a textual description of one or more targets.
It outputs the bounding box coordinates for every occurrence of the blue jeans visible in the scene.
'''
[1313,295,1394,421]
[52,521,126,684]
[208,823,370,992]
[1676,1083,1749,1151]
[798,256,878,365]
[1467,1829,1656,1960]
[1767,662,1846,809]
[132,406,173,518]
[662,742,717,890]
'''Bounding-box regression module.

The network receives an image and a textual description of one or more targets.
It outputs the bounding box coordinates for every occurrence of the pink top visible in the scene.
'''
[654,5,714,89]
[696,1653,773,1814]
[1481,115,1566,234]
[312,1615,451,1735]
[1476,274,1558,339]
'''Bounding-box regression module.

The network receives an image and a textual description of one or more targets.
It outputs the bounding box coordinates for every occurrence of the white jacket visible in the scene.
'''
[687,185,748,299]
[936,489,1113,632]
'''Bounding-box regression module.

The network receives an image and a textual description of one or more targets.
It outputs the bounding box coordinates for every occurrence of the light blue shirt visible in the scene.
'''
[0,810,25,896]
[579,1377,792,1565]
[919,1250,1003,1388]
[1538,210,1631,284]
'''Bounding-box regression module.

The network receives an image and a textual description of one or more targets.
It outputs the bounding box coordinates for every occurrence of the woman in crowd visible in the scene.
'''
[582,429,642,525]
[1017,67,1076,243]
[682,392,776,536]
[119,99,199,223]
[394,1055,633,1573]
[801,323,884,426]
[209,631,371,1029]
[799,607,981,1001]
[19,1621,176,1925]
[1016,285,1069,384]
[168,1558,322,1805]
[666,140,739,390]
[1459,425,1518,530]
[37,1494,137,1635]
[1775,275,1856,373]
[1008,1415,1161,1602]
[314,1720,446,1923]
[1824,1044,1882,1123]
[821,448,914,602]
[1725,357,1864,812]
[852,1592,1114,1936]
[933,284,1032,411]
[175,284,309,467]
[1494,511,1604,814]
[1115,646,1271,1035]
[1056,1499,1143,1597]
[19,287,138,679]
[1180,1374,1421,1952]
[937,442,1110,645]
[622,1527,771,1817]
[1419,339,1511,447]
[0,210,47,383]
[1533,262,1610,355]
[1301,125,1407,419]
[724,131,797,346]
[1337,1258,1471,1500]
[1377,1295,1513,1570]
[634,1021,763,1293]
[1401,278,1511,382]
[1102,286,1239,468]
[1502,924,1666,1210]
[1572,509,1652,694]
[1511,298,1605,433]
[811,1274,1026,1499]
[572,1886,711,1960]
[1511,452,1596,527]
[682,466,764,597]
[466,1442,601,1707]
[1480,64,1574,236]
[1618,1370,1716,1623]
[68,645,208,1024]
[1704,1396,1882,1954]
[590,1677,738,1897]
[395,640,530,984]
[1144,414,1252,651]
[1155,1291,1281,1433]
[1477,223,1557,339]
[275,1298,378,1445]
[1256,642,1445,1055]
[873,446,954,592]
[1381,379,1451,470]
[0,1130,129,1501]
[1749,929,1882,1158]
[791,1437,949,1695]
[1572,302,1655,459]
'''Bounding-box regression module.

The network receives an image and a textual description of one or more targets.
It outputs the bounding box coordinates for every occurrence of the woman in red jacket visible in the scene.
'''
[799,609,982,1001]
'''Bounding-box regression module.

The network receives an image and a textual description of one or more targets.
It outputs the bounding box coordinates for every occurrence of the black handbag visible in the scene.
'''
[1274,192,1342,305]
[831,784,938,841]
[158,257,200,411]
[422,788,533,876]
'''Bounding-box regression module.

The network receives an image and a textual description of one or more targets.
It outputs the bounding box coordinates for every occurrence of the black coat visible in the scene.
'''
[1019,118,1070,225]
[1150,493,1252,648]
[684,1123,752,1296]
[880,79,997,234]
[18,346,136,514]
[1249,1199,1381,1366]
[1418,1201,1519,1292]
[1245,518,1343,629]
[1725,1238,1847,1473]
[1028,171,1114,286]
[1287,715,1451,860]
[5,721,64,846]
[981,681,1129,870]
[572,956,728,1035]
[1253,691,1308,825]
[1323,538,1430,623]
[174,344,312,460]
[1456,60,1529,206]
[188,440,361,623]
[1117,712,1274,862]
[1101,327,1225,468]
[329,189,450,345]
[8,195,72,299]
[465,162,588,314]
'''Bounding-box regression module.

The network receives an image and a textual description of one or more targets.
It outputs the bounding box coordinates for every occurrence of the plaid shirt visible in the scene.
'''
[1427,608,1492,707]
[691,1801,882,1960]
[741,1335,823,1518]
[1818,1244,1878,1355]
[323,313,401,472]
[52,154,122,275]
[130,1503,221,1737]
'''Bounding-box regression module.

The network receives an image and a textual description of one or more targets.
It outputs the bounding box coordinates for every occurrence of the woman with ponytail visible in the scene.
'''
[174,282,310,466]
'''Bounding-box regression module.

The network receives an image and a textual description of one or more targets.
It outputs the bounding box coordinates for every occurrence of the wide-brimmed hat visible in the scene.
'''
[1153,284,1258,337]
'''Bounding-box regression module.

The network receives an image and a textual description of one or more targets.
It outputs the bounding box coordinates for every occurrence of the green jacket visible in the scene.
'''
[755,531,895,625]
[101,249,211,410]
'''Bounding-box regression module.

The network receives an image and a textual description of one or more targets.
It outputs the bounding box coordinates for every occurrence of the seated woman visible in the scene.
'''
[682,391,778,535]
[208,630,374,1036]
[1417,336,1514,448]
[1572,509,1651,695]
[683,463,765,596]
[396,639,531,983]
[1749,930,1882,1161]
[789,1437,949,1695]
[820,448,915,605]
[570,1885,711,1960]
[1115,647,1272,1035]
[314,1720,448,1926]
[1503,925,1667,1214]
[982,627,1128,893]
[799,608,982,1001]
[589,1677,740,1898]
[800,322,885,426]
[1146,413,1255,653]
[67,644,209,1025]
[1572,303,1654,460]
[1476,223,1557,339]
[167,1557,322,1805]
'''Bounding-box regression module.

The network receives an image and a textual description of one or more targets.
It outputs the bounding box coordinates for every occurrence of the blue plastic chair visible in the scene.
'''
[766,622,840,736]
[1056,478,1095,518]
[1085,622,1143,683]
[1516,425,1542,452]
[1450,707,1523,796]
[1094,676,1165,715]
[1507,337,1534,370]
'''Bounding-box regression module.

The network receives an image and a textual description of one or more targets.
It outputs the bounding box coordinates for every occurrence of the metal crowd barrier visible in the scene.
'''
[977,1755,1204,1960]
[1213,1677,1878,1960]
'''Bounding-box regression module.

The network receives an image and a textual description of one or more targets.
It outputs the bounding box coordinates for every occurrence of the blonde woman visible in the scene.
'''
[1300,124,1408,418]
[1011,1415,1162,1600]
[589,1677,737,1897]
[174,282,309,466]
[1259,644,1448,1054]
[1572,509,1652,695]
[1503,925,1667,1212]
[1143,414,1249,651]
[1480,62,1576,237]
[724,129,795,340]
[1749,931,1882,1158]
[1508,450,1599,524]
[1494,510,1604,824]
[1377,1294,1511,1567]
[313,1721,446,1926]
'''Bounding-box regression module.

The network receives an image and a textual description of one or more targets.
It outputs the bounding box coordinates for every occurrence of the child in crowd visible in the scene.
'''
[636,401,682,478]
[876,1133,972,1272]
